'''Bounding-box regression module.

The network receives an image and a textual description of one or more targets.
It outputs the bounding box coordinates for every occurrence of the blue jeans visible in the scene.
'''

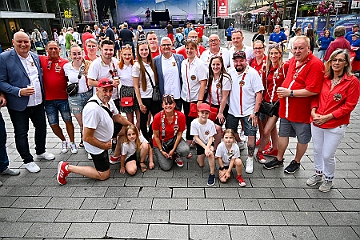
[45,100,72,125]
[8,104,47,163]
[0,112,9,172]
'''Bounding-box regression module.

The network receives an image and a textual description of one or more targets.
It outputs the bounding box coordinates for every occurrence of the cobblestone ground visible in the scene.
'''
[0,30,359,239]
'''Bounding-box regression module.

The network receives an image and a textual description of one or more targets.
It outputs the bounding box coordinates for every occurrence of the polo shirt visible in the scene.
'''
[132,61,155,98]
[176,45,206,59]
[263,62,289,102]
[229,45,254,66]
[269,31,287,43]
[190,118,216,145]
[105,28,115,42]
[215,142,240,166]
[122,135,148,160]
[278,53,324,123]
[206,74,231,106]
[162,54,181,99]
[119,28,133,42]
[250,55,267,76]
[63,62,91,93]
[200,47,231,68]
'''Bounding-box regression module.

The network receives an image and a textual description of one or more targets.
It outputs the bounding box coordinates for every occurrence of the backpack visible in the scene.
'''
[138,30,145,41]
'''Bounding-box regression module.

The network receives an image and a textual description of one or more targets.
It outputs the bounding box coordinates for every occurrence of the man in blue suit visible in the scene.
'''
[154,37,184,110]
[0,31,55,173]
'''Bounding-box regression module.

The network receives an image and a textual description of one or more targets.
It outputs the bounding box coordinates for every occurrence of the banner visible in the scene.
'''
[80,0,96,22]
[217,0,228,17]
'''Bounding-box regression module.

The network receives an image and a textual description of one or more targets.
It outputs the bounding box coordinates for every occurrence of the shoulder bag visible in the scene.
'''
[145,68,161,102]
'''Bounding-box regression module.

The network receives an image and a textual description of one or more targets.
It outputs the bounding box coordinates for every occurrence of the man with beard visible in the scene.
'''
[57,78,132,185]
[226,51,263,174]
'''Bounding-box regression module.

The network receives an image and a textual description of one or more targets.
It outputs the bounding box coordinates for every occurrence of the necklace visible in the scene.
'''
[331,78,341,86]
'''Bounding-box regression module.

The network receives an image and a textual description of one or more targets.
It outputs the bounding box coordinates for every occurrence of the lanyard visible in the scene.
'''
[161,111,178,141]
[238,67,248,115]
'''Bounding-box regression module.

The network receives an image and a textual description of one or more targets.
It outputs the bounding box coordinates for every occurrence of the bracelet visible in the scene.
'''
[219,166,225,170]
[197,100,203,102]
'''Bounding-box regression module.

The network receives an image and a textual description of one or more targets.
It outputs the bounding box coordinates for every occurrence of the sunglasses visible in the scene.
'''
[99,80,113,85]
[78,66,85,79]
[109,69,118,77]
[137,40,148,45]
[122,44,132,49]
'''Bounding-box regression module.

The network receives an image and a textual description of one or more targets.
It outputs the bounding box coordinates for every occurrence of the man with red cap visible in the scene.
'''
[56,78,131,185]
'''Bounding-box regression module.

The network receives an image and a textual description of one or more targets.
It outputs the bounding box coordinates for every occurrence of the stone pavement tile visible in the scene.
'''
[39,186,76,197]
[282,212,327,225]
[71,186,108,197]
[131,209,169,223]
[311,226,359,240]
[5,186,44,196]
[330,199,360,211]
[188,198,224,210]
[80,197,118,209]
[173,188,205,198]
[116,197,153,210]
[2,176,36,186]
[55,209,96,222]
[230,226,273,240]
[92,177,126,186]
[105,186,140,197]
[250,178,285,188]
[338,188,360,199]
[352,226,360,237]
[188,177,218,187]
[138,187,172,198]
[305,189,344,199]
[152,198,187,210]
[156,178,187,187]
[173,170,203,178]
[12,196,51,208]
[261,169,296,179]
[32,177,60,186]
[59,177,95,187]
[205,187,240,198]
[92,209,132,222]
[335,170,359,179]
[238,188,275,199]
[352,169,360,177]
[294,199,336,211]
[345,178,360,188]
[259,199,298,211]
[207,210,246,225]
[125,177,157,187]
[65,223,109,238]
[0,222,32,238]
[190,225,230,240]
[148,224,188,240]
[46,197,84,209]
[321,212,360,226]
[142,169,174,178]
[18,209,60,222]
[270,226,316,240]
[169,210,207,224]
[223,199,261,210]
[0,196,17,207]
[271,188,309,198]
[281,179,309,188]
[245,211,287,225]
[107,223,148,239]
[0,208,24,221]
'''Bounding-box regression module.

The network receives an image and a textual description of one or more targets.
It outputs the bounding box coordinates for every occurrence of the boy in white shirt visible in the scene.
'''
[190,103,217,186]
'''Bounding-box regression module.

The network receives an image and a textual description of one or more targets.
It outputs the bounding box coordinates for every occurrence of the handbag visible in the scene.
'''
[161,111,178,153]
[145,68,161,102]
[162,137,176,152]
[189,103,198,118]
[120,96,134,107]
[259,100,279,117]
[66,83,79,96]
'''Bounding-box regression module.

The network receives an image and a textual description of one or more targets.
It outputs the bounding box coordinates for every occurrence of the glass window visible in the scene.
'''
[29,0,45,12]
[0,0,9,11]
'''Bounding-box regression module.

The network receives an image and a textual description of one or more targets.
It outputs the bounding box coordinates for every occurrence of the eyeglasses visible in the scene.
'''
[331,58,346,63]
[87,45,97,48]
[209,39,220,43]
[161,43,172,47]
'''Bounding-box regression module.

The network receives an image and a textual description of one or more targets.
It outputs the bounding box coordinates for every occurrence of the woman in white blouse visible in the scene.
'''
[133,41,161,140]
[63,44,92,147]
[181,40,208,147]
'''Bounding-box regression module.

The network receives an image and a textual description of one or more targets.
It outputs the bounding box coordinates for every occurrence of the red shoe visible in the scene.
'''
[109,155,120,164]
[256,151,267,164]
[256,139,261,146]
[264,141,272,151]
[236,175,246,187]
[57,161,70,185]
[263,148,278,157]
[175,156,184,167]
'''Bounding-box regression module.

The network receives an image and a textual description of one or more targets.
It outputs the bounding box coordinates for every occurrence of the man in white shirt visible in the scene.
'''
[229,29,254,66]
[57,79,132,185]
[226,50,263,174]
[154,37,184,109]
[200,34,231,68]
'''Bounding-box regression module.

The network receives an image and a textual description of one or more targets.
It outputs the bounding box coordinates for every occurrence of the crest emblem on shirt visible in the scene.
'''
[172,62,176,66]
[216,82,221,89]
[191,75,196,80]
[334,93,342,101]
[205,130,210,135]
[239,80,245,87]
[173,124,179,131]
[55,63,61,73]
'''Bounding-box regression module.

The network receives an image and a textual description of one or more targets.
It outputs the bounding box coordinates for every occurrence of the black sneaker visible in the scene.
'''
[207,174,215,186]
[284,160,300,174]
[263,158,284,170]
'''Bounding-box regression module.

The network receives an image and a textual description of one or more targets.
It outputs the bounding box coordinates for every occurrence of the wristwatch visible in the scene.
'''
[219,166,225,170]
[290,90,294,97]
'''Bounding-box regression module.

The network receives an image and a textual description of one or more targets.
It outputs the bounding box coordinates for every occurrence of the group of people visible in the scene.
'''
[0,24,359,193]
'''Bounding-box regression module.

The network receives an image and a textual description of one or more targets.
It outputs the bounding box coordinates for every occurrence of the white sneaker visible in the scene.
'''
[87,153,93,160]
[238,141,245,150]
[240,131,246,141]
[61,141,69,154]
[36,152,55,160]
[246,157,254,174]
[24,162,40,173]
[70,142,78,154]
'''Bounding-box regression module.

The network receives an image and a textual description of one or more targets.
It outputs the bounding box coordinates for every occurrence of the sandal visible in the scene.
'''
[79,140,84,148]
[186,152,193,159]
[140,162,147,173]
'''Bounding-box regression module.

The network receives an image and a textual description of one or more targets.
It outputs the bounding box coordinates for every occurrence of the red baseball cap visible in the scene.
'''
[97,78,114,88]
[197,103,211,112]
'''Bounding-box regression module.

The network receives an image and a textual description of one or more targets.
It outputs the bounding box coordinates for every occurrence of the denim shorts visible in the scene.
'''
[68,90,93,115]
[226,114,257,136]
[45,99,72,125]
[278,118,311,144]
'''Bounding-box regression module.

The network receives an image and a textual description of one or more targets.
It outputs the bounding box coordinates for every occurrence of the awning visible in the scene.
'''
[248,6,284,15]
[0,11,55,19]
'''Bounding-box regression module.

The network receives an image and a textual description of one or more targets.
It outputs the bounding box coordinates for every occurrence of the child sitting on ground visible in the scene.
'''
[190,103,217,186]
[120,124,154,175]
[215,129,246,186]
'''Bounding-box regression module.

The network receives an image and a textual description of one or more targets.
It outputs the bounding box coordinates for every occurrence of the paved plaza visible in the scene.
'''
[0,30,359,239]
